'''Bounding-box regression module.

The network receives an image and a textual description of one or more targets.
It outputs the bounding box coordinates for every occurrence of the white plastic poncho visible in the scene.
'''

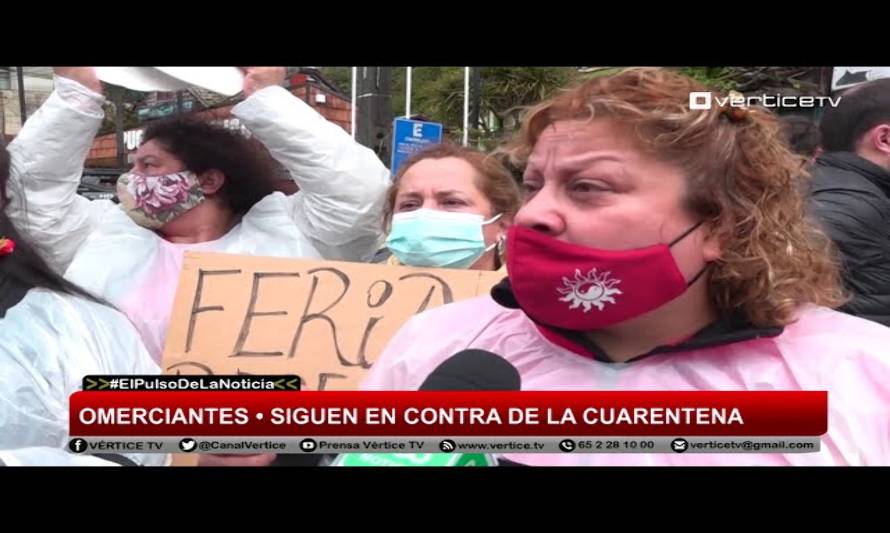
[0,289,167,466]
[6,76,391,362]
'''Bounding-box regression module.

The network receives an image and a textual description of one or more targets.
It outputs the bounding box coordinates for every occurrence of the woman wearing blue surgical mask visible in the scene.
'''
[379,143,521,272]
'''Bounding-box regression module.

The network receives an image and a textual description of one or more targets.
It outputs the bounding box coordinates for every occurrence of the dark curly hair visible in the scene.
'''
[142,117,283,215]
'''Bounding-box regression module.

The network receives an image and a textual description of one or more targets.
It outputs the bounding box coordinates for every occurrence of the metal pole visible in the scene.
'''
[16,67,26,124]
[469,66,482,145]
[0,72,6,137]
[113,87,126,168]
[356,67,393,163]
[406,67,412,118]
[351,66,357,139]
[463,67,470,146]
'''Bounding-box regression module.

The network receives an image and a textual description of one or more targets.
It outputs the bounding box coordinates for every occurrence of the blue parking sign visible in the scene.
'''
[390,118,444,175]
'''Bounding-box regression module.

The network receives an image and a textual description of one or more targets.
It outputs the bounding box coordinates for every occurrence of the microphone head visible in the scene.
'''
[418,349,521,391]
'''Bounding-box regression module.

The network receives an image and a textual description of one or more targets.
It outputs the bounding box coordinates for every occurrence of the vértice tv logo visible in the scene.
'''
[688,91,841,110]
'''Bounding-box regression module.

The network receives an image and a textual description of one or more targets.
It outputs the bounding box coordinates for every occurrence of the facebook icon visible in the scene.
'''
[68,438,87,454]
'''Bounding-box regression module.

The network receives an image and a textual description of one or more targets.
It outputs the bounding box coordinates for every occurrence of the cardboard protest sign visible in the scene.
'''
[161,252,505,391]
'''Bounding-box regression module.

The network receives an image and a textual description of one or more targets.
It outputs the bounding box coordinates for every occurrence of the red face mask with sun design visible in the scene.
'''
[506,223,704,331]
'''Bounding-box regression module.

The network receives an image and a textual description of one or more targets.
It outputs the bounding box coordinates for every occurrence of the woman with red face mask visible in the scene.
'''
[363,68,890,466]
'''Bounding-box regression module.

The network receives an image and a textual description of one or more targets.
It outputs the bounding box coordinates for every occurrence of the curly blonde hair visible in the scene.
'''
[497,67,846,327]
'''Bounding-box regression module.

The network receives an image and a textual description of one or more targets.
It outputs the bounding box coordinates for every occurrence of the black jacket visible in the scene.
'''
[809,152,890,327]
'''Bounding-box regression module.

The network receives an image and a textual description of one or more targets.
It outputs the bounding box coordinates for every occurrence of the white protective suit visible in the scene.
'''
[0,289,166,466]
[6,76,391,361]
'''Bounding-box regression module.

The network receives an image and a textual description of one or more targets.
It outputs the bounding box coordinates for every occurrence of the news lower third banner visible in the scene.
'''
[67,379,826,455]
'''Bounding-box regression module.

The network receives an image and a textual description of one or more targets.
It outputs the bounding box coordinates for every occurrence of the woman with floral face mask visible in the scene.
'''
[379,143,521,272]
[5,67,389,364]
[363,68,890,466]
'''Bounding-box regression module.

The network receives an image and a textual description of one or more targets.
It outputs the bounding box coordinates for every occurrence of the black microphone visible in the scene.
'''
[422,349,526,466]
[331,349,523,467]
[418,349,521,391]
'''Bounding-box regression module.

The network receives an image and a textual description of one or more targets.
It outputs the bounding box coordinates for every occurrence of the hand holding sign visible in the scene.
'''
[53,67,103,94]
[240,67,287,97]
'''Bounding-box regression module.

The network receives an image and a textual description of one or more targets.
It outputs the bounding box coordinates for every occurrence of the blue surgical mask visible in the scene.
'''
[386,209,503,269]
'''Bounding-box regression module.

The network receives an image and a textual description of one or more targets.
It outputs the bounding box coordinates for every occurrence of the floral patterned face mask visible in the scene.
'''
[116,171,206,229]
